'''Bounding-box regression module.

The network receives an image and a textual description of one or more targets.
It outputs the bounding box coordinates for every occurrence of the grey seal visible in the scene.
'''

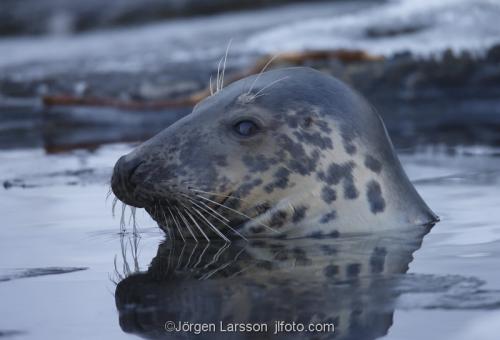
[111,67,438,240]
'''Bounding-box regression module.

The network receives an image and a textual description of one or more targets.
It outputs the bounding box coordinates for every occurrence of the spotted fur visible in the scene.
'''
[111,67,437,240]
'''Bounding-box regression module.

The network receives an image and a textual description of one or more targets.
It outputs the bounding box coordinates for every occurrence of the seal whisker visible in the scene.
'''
[251,76,289,99]
[120,235,131,275]
[220,39,232,91]
[120,203,127,233]
[105,186,113,202]
[161,207,174,240]
[189,188,253,205]
[190,206,231,243]
[182,206,211,242]
[129,235,140,272]
[180,193,230,222]
[167,207,186,243]
[216,58,223,92]
[176,242,187,269]
[196,195,278,234]
[190,202,247,241]
[247,53,280,94]
[193,242,210,268]
[204,242,230,269]
[200,246,246,280]
[176,207,198,243]
[200,260,232,280]
[209,74,214,96]
[128,206,138,234]
[184,242,198,269]
[112,196,119,218]
[161,206,174,243]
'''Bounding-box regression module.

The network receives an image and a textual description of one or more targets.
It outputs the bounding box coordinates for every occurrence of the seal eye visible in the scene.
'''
[233,120,260,137]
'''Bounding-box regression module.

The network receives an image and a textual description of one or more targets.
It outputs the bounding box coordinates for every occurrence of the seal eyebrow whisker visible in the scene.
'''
[219,38,232,91]
[191,206,231,243]
[251,76,289,99]
[182,206,211,242]
[247,53,281,94]
[209,75,214,96]
[176,207,198,243]
[196,195,279,234]
[216,58,223,93]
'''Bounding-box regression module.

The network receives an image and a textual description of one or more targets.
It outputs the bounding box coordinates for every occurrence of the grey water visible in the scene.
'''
[1,144,499,339]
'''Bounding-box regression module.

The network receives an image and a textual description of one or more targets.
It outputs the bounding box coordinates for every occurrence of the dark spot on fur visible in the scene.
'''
[341,129,357,155]
[316,119,332,134]
[344,182,359,199]
[264,183,274,193]
[293,130,333,149]
[253,202,271,215]
[263,166,291,193]
[366,180,386,214]
[364,155,382,173]
[241,154,277,173]
[269,210,288,229]
[344,142,357,155]
[277,134,320,176]
[320,211,337,223]
[324,264,339,278]
[292,205,308,223]
[318,161,359,200]
[236,178,263,197]
[321,186,337,204]
[274,167,291,188]
[346,263,361,277]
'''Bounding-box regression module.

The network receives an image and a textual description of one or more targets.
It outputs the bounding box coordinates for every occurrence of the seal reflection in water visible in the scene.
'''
[115,226,432,339]
[111,67,437,239]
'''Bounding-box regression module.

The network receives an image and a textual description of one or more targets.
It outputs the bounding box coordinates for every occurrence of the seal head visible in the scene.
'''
[111,67,437,239]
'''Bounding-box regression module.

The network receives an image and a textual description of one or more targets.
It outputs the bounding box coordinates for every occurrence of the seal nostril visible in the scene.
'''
[126,160,144,182]
[112,156,147,207]
[116,156,144,184]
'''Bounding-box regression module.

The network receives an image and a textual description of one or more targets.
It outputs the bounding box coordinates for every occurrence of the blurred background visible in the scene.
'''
[1,0,499,152]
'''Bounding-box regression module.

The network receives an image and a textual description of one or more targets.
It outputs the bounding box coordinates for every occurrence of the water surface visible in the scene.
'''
[1,144,499,339]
